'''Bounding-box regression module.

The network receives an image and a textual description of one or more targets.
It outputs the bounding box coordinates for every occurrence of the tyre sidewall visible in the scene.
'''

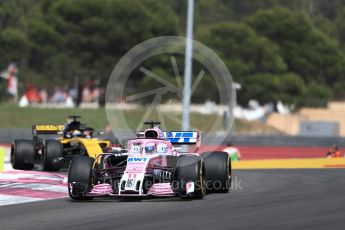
[201,151,231,192]
[68,156,94,200]
[175,155,205,199]
[11,140,35,170]
[43,140,62,171]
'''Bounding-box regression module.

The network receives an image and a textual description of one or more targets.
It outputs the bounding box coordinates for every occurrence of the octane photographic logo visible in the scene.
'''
[142,177,242,192]
[105,36,234,146]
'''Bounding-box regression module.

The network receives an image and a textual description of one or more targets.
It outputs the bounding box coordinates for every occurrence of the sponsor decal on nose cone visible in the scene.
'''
[127,157,148,162]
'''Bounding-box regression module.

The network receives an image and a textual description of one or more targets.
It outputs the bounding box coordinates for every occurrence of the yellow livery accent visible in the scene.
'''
[77,138,103,159]
[60,138,110,162]
[35,125,64,131]
[0,147,4,172]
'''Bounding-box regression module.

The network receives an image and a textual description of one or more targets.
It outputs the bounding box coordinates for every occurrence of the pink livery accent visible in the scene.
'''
[90,184,113,195]
[147,183,174,196]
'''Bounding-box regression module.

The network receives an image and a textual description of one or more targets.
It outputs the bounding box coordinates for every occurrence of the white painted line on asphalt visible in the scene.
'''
[0,194,44,206]
[0,183,67,193]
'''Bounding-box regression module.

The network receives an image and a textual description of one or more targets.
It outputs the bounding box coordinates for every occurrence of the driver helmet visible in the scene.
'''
[72,130,82,137]
[145,143,156,154]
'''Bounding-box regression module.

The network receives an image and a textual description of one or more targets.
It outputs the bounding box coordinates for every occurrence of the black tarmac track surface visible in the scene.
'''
[0,169,344,230]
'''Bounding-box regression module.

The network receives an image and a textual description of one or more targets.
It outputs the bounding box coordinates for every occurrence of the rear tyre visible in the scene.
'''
[175,155,206,199]
[10,140,35,170]
[68,156,94,200]
[43,140,62,171]
[201,151,231,193]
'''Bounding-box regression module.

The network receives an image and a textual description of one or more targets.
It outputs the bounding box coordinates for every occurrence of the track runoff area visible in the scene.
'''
[0,146,68,206]
[0,145,345,230]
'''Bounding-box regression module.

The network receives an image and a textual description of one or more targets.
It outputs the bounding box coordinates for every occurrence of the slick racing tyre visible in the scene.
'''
[201,151,231,193]
[68,156,94,200]
[43,140,62,171]
[175,155,206,199]
[10,140,35,170]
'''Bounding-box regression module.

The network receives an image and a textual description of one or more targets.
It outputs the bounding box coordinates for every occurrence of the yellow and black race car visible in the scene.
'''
[10,116,111,171]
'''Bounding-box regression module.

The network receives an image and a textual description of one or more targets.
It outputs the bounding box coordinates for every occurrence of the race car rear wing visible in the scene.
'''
[162,131,199,145]
[164,131,201,152]
[137,121,201,149]
[32,125,64,136]
[136,131,201,146]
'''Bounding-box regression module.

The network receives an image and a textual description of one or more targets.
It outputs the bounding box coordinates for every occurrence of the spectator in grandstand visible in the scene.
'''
[51,87,67,103]
[25,84,42,103]
[82,84,91,102]
[39,88,48,103]
[68,86,78,103]
[82,79,101,103]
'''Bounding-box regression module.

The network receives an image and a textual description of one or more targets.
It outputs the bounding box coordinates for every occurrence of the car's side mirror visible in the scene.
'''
[112,147,122,152]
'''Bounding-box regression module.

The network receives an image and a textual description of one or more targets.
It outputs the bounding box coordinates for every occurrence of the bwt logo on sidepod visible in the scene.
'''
[128,157,148,163]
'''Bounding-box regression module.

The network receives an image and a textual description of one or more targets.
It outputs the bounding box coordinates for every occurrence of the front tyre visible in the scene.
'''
[68,156,94,200]
[174,155,206,199]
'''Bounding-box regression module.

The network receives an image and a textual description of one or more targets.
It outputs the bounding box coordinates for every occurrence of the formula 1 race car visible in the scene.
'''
[10,116,111,171]
[68,121,231,200]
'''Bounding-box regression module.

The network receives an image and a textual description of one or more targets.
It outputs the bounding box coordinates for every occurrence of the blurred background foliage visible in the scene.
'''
[1,0,345,107]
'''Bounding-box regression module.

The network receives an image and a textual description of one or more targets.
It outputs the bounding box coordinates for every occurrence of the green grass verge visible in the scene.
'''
[0,104,280,134]
[0,104,108,129]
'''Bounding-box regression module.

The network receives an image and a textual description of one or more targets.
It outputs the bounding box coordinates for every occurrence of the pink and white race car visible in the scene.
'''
[67,121,232,200]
